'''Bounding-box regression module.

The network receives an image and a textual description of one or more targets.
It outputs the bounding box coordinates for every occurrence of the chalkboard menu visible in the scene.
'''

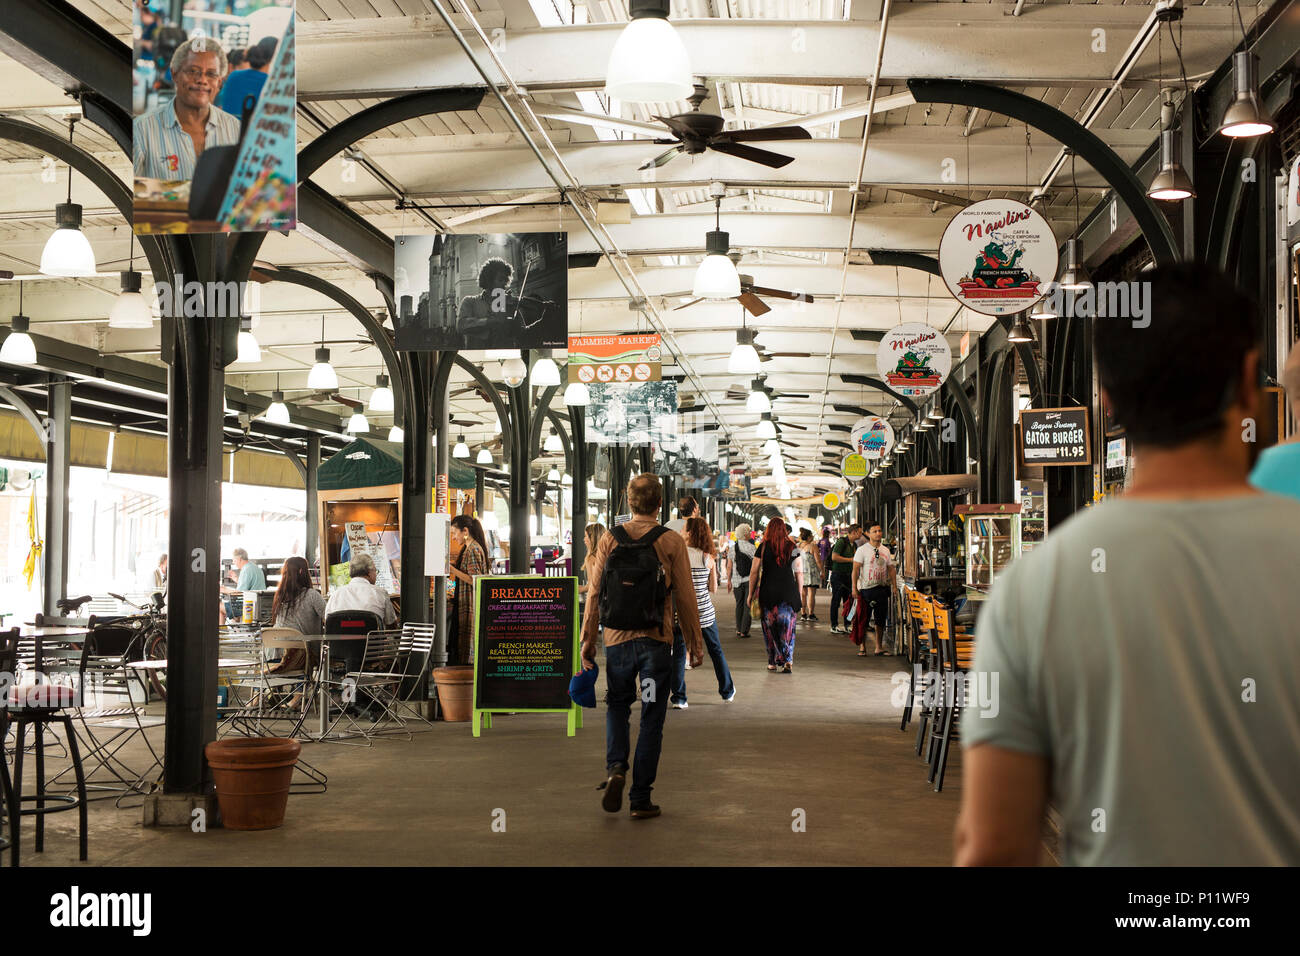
[1017,407,1092,466]
[473,575,578,713]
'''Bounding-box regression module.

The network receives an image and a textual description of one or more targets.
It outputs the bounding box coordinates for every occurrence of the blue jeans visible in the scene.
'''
[605,638,672,805]
[671,622,735,704]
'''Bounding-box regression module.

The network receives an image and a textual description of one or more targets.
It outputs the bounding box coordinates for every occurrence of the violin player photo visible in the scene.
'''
[393,232,567,352]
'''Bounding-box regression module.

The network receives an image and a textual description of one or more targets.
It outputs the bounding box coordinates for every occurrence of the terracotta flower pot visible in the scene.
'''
[432,665,475,722]
[204,737,301,830]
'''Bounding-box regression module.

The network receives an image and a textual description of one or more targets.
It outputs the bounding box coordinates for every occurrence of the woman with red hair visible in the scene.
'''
[748,518,803,672]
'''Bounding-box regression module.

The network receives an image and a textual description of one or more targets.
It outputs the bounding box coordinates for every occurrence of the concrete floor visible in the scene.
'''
[15,596,966,866]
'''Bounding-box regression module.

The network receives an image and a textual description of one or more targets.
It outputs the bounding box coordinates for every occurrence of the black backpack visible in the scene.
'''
[598,525,671,631]
[733,543,753,578]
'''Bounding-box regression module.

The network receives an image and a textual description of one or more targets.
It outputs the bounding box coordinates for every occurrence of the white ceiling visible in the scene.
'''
[0,0,1257,492]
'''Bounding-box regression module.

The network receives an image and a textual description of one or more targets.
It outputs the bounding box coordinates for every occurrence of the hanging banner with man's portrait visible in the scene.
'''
[393,233,568,351]
[585,382,678,446]
[132,1,297,235]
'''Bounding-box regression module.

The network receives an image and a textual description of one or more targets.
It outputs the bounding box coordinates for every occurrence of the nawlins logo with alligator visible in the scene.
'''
[939,199,1059,317]
[875,323,952,399]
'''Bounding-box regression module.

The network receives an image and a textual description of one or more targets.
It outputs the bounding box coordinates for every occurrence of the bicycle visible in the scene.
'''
[104,592,169,702]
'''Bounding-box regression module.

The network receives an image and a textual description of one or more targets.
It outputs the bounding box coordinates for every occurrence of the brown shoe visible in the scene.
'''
[630,803,661,819]
[601,770,626,813]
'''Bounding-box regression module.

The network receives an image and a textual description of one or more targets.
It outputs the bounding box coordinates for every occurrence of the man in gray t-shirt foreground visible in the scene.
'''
[955,263,1300,866]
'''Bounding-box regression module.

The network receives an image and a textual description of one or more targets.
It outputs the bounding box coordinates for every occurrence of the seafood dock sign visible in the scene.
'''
[875,323,952,399]
[938,199,1058,316]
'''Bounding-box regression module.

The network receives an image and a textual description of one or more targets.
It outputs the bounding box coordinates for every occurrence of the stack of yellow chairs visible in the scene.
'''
[926,600,976,792]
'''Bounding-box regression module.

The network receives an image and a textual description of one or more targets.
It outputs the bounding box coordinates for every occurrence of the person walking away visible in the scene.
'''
[751,518,803,673]
[664,496,697,535]
[851,521,895,656]
[828,525,862,634]
[671,517,736,709]
[797,527,824,623]
[1250,344,1300,500]
[954,263,1300,866]
[727,524,756,638]
[580,474,703,819]
[448,515,489,664]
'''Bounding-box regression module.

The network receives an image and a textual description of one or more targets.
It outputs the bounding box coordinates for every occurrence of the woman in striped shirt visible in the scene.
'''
[670,517,737,709]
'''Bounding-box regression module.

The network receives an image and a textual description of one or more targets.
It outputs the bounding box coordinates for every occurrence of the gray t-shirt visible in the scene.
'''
[961,493,1300,866]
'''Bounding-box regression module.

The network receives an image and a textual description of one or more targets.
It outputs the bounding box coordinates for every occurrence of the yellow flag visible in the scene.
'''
[23,484,42,590]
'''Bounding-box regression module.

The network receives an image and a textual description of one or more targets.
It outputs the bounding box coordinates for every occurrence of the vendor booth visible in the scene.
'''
[882,473,978,596]
[316,438,476,610]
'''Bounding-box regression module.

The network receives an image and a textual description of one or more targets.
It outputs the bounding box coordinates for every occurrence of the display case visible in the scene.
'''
[1017,481,1047,555]
[956,503,1022,590]
[883,474,978,586]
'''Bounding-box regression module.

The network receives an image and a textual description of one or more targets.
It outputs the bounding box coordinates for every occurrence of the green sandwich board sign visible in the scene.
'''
[471,574,583,737]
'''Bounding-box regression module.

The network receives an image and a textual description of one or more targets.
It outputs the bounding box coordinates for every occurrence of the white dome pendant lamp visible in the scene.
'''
[604,0,693,105]
[693,194,741,300]
[40,118,96,278]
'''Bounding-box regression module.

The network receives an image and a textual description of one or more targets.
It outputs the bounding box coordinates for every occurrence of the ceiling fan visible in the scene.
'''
[638,83,812,171]
[675,261,814,316]
[724,376,810,403]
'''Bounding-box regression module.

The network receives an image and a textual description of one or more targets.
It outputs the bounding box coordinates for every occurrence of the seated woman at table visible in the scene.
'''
[267,556,324,674]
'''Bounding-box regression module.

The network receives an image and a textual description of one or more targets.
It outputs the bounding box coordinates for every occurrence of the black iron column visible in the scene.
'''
[41,378,71,618]
[507,364,531,573]
[475,467,485,516]
[400,353,434,624]
[163,237,229,794]
[305,434,320,567]
[569,413,588,573]
[430,354,452,663]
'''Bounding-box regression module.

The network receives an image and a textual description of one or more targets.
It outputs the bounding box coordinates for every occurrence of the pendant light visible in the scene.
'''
[40,118,96,278]
[265,376,290,425]
[544,427,563,453]
[1,283,37,365]
[501,356,527,387]
[1148,14,1197,198]
[1058,152,1091,291]
[1007,310,1035,344]
[1030,289,1059,320]
[453,434,470,459]
[307,315,338,390]
[694,195,741,299]
[746,376,771,413]
[530,349,562,387]
[564,380,591,406]
[927,402,944,421]
[346,410,370,434]
[388,425,404,442]
[491,412,503,434]
[604,0,693,104]
[477,445,494,465]
[1218,51,1274,138]
[547,466,561,482]
[108,236,153,329]
[368,374,394,413]
[762,438,780,456]
[234,314,261,364]
[729,327,761,376]
[562,473,573,486]
[756,412,777,441]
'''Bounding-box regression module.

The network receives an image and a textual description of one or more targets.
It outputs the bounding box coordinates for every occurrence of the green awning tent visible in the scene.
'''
[317,437,476,491]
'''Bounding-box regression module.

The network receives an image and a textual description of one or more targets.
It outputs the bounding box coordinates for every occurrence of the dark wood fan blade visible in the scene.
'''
[709,141,795,169]
[672,297,704,311]
[773,392,811,399]
[779,420,809,430]
[765,352,813,358]
[737,292,770,317]
[653,115,696,139]
[714,126,812,143]
[330,394,363,410]
[639,146,682,171]
[750,285,814,303]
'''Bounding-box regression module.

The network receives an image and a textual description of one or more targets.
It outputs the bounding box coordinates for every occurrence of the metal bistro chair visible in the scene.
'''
[392,624,436,728]
[319,611,383,744]
[346,629,407,740]
[52,624,165,806]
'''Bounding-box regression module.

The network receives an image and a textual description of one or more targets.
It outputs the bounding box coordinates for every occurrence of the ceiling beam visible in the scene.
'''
[296,8,1236,99]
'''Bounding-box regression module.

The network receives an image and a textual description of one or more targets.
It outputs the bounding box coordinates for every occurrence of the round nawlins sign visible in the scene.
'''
[938,198,1058,316]
[875,323,952,400]
[841,453,868,480]
[822,491,841,511]
[850,416,895,460]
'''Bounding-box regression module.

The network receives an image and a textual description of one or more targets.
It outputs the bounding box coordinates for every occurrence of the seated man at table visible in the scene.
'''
[325,552,396,664]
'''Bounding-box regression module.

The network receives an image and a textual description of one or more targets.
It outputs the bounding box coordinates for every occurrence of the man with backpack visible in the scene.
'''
[581,474,704,820]
[727,523,756,638]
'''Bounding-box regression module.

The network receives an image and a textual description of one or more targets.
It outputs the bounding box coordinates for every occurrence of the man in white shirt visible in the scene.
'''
[325,552,397,626]
[851,521,895,655]
[664,496,696,535]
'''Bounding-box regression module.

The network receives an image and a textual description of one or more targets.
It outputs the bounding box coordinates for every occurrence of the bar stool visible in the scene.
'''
[927,602,975,792]
[5,670,88,864]
[0,630,20,865]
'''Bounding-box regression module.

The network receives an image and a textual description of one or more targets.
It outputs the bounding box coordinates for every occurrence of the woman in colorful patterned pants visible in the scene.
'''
[750,517,804,673]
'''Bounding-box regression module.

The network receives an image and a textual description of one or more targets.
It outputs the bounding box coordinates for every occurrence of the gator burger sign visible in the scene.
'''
[938,199,1058,316]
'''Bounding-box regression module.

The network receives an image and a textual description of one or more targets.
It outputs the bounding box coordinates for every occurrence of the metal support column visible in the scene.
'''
[507,358,531,573]
[430,355,452,664]
[41,379,71,618]
[475,468,485,516]
[305,435,320,568]
[569,414,588,574]
[401,353,434,625]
